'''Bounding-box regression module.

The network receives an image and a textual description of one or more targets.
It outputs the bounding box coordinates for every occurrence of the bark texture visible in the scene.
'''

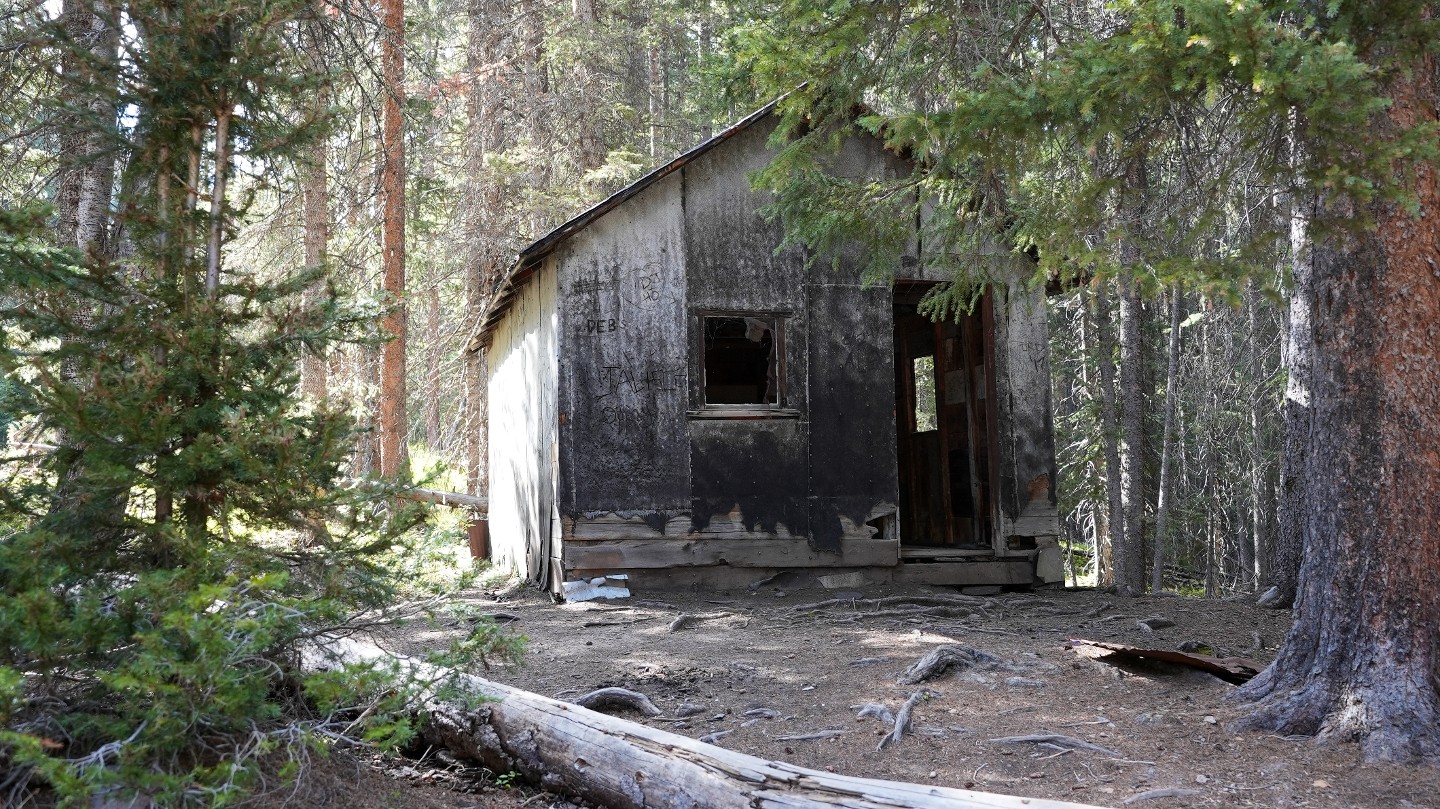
[378,0,409,478]
[300,11,329,402]
[1089,282,1122,589]
[1268,195,1312,607]
[1115,274,1146,596]
[1233,60,1440,763]
[1149,287,1184,593]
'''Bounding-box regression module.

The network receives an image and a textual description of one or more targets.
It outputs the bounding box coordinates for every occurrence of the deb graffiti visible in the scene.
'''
[583,316,620,335]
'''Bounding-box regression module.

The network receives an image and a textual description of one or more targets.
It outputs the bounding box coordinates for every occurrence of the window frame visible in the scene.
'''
[689,309,799,419]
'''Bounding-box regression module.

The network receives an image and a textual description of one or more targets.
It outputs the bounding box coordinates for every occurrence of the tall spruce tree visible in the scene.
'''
[734,0,1440,761]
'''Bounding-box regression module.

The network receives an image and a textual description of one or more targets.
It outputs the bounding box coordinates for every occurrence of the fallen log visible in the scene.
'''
[308,638,1104,809]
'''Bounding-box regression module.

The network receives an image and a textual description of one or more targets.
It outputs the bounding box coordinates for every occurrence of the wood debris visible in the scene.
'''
[774,729,847,741]
[667,611,732,632]
[1122,787,1203,804]
[989,734,1121,757]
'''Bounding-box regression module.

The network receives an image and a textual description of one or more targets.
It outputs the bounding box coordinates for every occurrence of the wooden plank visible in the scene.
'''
[562,538,900,570]
[567,565,896,592]
[315,638,1106,809]
[403,486,488,511]
[900,547,996,559]
[1006,513,1061,537]
[892,560,1033,587]
[566,510,887,542]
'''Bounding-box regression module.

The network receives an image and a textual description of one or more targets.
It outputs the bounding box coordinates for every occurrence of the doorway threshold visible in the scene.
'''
[900,547,996,559]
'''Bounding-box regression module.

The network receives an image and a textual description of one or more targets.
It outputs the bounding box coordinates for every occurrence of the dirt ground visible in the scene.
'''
[370,577,1440,809]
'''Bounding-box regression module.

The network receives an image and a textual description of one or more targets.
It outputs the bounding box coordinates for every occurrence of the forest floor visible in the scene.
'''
[363,576,1440,809]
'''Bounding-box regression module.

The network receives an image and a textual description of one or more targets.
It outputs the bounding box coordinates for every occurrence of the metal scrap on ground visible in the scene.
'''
[1068,638,1263,685]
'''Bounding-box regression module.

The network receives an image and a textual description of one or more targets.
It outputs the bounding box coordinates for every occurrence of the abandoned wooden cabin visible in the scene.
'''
[469,101,1063,593]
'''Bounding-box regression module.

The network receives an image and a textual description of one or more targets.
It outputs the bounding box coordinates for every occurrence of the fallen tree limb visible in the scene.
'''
[307,638,1105,809]
[788,595,986,614]
[987,734,1121,757]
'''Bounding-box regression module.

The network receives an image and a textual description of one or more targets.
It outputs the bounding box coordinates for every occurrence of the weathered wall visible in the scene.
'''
[682,118,817,541]
[992,279,1060,539]
[554,171,690,521]
[487,256,560,581]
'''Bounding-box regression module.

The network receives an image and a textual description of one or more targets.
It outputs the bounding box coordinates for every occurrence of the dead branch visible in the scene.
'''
[1122,787,1203,804]
[774,730,847,742]
[988,734,1121,758]
[667,611,732,632]
[304,638,1108,809]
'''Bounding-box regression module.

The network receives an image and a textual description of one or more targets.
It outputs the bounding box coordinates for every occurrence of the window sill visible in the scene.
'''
[687,407,802,420]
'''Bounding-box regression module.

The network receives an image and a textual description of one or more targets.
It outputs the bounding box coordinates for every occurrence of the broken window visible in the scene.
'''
[702,315,781,405]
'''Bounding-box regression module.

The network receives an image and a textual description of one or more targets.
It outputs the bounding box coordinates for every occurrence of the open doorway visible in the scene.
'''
[893,284,997,551]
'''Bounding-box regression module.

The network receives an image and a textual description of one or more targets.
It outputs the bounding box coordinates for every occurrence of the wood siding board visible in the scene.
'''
[562,538,901,569]
[487,256,560,582]
[689,419,811,537]
[558,172,690,516]
[992,280,1061,537]
[806,281,899,553]
[892,559,1034,586]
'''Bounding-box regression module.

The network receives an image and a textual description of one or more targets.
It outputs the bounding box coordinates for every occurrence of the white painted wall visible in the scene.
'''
[487,256,559,580]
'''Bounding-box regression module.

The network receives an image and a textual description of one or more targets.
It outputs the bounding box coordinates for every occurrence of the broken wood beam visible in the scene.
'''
[339,478,488,511]
[308,638,1105,809]
[399,486,488,510]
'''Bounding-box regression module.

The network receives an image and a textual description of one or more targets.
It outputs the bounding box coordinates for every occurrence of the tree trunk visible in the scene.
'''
[311,640,1104,809]
[1115,274,1145,596]
[1245,283,1270,588]
[1267,186,1311,608]
[378,0,409,478]
[1149,287,1184,593]
[1233,61,1440,763]
[300,12,329,402]
[463,0,508,496]
[424,283,442,450]
[1088,282,1122,590]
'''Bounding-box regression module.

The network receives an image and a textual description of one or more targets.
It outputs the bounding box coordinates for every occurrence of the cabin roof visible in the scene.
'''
[466,99,781,352]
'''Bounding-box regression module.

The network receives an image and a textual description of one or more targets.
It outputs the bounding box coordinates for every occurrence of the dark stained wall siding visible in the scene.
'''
[556,172,691,516]
[806,282,899,551]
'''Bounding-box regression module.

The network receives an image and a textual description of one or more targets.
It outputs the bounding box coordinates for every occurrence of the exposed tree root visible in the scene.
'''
[877,690,937,751]
[571,687,662,717]
[897,645,1002,684]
